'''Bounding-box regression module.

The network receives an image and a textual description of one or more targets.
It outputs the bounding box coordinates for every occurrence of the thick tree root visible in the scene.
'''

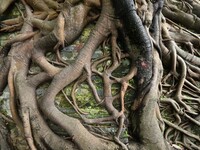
[0,0,200,149]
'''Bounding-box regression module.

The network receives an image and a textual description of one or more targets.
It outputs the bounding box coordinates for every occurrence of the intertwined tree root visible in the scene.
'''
[0,0,200,149]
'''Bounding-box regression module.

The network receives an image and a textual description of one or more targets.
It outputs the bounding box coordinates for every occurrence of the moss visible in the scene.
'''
[0,1,23,46]
[111,83,121,96]
[80,24,94,43]
[84,107,109,119]
[75,82,96,107]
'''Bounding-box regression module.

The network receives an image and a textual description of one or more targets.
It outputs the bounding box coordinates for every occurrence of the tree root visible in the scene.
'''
[1,0,200,149]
